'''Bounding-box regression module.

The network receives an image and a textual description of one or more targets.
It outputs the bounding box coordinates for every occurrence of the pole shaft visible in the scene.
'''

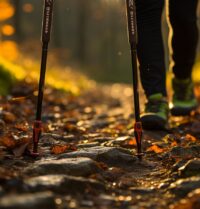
[36,42,48,120]
[36,0,54,121]
[131,49,140,122]
[32,0,54,155]
[126,0,143,158]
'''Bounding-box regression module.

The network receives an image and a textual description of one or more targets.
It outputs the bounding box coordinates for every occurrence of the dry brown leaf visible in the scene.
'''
[0,136,16,148]
[0,135,30,152]
[51,144,77,154]
[64,123,86,133]
[14,123,29,132]
[185,134,197,142]
[2,111,16,123]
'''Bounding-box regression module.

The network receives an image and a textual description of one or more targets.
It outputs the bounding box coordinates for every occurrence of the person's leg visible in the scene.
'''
[167,0,198,116]
[136,0,166,97]
[136,0,168,129]
[167,0,198,79]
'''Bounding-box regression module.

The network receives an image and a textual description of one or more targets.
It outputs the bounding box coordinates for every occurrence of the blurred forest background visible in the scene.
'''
[0,0,200,84]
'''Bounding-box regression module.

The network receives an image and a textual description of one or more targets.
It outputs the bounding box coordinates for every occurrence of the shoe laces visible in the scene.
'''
[146,99,167,113]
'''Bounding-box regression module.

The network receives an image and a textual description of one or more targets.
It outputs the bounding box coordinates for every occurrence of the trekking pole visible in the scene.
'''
[32,0,54,156]
[125,0,143,159]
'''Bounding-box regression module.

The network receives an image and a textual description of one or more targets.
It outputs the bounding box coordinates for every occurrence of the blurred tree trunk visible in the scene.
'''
[13,0,22,42]
[77,0,89,66]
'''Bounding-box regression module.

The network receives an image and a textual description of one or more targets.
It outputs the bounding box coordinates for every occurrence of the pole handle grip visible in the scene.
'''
[42,0,54,43]
[126,0,138,48]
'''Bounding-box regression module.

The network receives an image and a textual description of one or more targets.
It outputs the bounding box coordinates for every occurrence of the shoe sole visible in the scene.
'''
[141,115,167,130]
[170,106,197,116]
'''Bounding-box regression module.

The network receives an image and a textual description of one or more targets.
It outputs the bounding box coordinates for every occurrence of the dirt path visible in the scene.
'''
[0,81,200,209]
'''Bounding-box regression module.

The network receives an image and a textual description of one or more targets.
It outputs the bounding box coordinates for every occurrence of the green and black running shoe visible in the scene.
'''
[170,78,198,116]
[140,93,169,130]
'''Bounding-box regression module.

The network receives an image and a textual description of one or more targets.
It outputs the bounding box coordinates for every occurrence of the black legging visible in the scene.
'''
[136,0,198,97]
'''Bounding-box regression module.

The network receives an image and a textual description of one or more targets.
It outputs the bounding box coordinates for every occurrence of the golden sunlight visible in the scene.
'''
[0,41,19,61]
[0,1,15,21]
[1,24,15,36]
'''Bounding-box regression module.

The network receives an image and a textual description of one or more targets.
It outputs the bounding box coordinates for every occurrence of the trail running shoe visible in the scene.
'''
[140,93,169,130]
[170,78,198,116]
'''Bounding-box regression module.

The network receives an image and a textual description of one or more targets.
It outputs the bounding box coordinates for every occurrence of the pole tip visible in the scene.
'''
[30,151,40,158]
[136,152,144,160]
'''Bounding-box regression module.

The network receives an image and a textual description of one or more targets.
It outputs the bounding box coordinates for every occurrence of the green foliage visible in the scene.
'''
[0,63,16,95]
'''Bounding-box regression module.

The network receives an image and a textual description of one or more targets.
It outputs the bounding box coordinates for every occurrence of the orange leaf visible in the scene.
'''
[128,138,137,145]
[185,134,197,142]
[51,144,77,155]
[15,123,29,132]
[147,144,164,154]
[171,141,178,147]
[0,136,16,148]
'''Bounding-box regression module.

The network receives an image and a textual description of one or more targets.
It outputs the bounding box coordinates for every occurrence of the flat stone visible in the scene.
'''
[25,157,100,177]
[168,146,200,159]
[25,175,105,194]
[58,146,137,167]
[171,160,188,173]
[90,119,110,129]
[77,142,100,148]
[0,192,55,209]
[191,121,200,134]
[0,119,5,134]
[169,177,200,197]
[0,186,4,196]
[130,187,155,194]
[170,188,200,209]
[179,159,200,177]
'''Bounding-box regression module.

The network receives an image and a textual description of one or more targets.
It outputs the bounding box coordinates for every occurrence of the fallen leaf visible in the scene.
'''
[2,111,16,123]
[0,136,16,148]
[51,144,77,154]
[147,144,164,154]
[185,134,197,142]
[128,138,137,146]
[14,123,29,132]
[64,123,86,133]
[171,141,178,147]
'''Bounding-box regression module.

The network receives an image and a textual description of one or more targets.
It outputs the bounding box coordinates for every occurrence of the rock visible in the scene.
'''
[170,177,200,197]
[0,186,4,196]
[168,146,199,159]
[1,111,16,123]
[170,188,200,209]
[130,187,155,194]
[0,119,5,134]
[25,175,105,194]
[4,178,24,192]
[171,160,188,173]
[95,194,116,206]
[58,146,137,168]
[90,119,110,129]
[41,133,77,143]
[191,121,200,134]
[25,157,100,177]
[77,142,100,148]
[91,137,114,143]
[179,159,200,177]
[0,192,56,209]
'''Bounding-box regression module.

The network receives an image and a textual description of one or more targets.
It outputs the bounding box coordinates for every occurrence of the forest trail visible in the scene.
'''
[0,81,200,209]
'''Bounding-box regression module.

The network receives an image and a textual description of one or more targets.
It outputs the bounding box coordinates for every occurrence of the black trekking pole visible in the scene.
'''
[125,0,143,159]
[32,0,54,156]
